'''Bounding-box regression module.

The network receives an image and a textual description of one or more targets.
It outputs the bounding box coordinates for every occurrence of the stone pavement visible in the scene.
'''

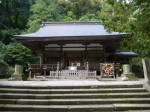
[0,79,144,87]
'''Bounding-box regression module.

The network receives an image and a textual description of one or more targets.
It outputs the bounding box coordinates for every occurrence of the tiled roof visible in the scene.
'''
[15,22,127,38]
[114,51,138,57]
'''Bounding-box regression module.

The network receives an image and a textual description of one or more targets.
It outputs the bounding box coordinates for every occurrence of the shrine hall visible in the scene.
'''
[15,22,138,79]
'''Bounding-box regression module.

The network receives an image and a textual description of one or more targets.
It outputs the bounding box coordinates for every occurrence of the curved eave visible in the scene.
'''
[15,34,129,42]
[114,51,138,57]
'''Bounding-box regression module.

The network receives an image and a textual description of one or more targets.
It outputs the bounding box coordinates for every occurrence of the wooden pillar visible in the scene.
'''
[57,62,60,71]
[86,62,89,71]
[83,44,88,69]
[56,62,60,76]
[60,44,63,69]
[103,43,106,62]
[39,56,42,65]
[38,54,43,66]
[40,43,45,64]
[85,44,88,61]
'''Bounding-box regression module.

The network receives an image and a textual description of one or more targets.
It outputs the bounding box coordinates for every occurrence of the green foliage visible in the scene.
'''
[4,43,38,67]
[0,60,15,78]
[27,0,102,32]
[27,0,64,32]
[0,60,11,78]
[59,0,102,19]
[0,42,5,60]
[0,0,34,44]
[0,28,20,44]
[0,47,13,77]
[7,66,15,76]
[100,0,134,32]
[100,0,150,61]
[79,14,101,22]
[0,0,30,29]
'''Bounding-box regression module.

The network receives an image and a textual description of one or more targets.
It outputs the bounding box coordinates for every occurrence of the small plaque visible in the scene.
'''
[69,66,77,71]
[77,63,80,66]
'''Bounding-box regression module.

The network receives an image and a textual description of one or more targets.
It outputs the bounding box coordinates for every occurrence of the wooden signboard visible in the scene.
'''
[100,63,115,78]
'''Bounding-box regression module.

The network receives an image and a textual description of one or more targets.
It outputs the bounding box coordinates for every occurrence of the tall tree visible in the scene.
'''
[0,0,34,44]
[100,0,150,61]
[27,0,102,32]
[58,0,102,20]
[27,0,64,33]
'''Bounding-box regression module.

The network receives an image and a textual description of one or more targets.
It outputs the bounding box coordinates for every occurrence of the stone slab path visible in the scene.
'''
[0,79,144,87]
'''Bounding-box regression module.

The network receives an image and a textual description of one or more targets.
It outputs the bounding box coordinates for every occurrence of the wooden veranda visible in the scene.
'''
[27,62,117,79]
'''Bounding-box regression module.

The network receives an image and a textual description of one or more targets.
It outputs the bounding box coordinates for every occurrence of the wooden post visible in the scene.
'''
[57,62,60,71]
[103,44,106,62]
[85,44,87,62]
[29,71,31,79]
[38,54,43,67]
[87,62,89,71]
[56,62,59,76]
[60,44,63,69]
[44,71,46,77]
[28,64,32,79]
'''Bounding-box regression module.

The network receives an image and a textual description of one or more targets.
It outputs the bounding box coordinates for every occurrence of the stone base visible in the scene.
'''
[27,78,46,81]
[119,73,138,81]
[8,74,22,81]
[96,76,102,80]
[144,82,150,92]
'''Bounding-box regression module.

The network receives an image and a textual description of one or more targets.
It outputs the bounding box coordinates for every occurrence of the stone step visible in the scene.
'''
[0,82,149,111]
[0,84,143,89]
[0,92,150,99]
[0,104,114,111]
[127,110,150,112]
[1,111,150,112]
[0,104,150,111]
[0,88,147,94]
[1,98,150,105]
[114,104,150,111]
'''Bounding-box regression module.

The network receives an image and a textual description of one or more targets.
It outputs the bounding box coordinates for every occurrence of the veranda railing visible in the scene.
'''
[47,70,96,79]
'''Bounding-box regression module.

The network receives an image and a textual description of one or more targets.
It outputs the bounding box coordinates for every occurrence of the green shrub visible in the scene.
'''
[0,61,9,78]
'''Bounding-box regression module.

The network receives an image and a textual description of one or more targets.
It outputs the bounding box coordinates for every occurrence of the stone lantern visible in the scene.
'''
[9,64,23,80]
[120,64,138,81]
